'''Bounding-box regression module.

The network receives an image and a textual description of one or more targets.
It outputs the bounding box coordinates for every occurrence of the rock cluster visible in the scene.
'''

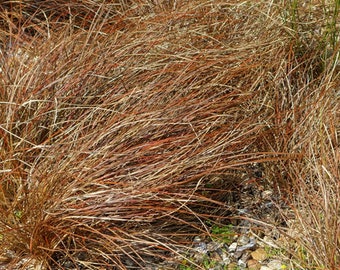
[187,228,288,270]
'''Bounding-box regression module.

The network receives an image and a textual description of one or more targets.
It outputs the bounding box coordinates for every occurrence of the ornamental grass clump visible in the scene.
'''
[1,0,339,269]
[257,1,340,269]
[0,0,287,269]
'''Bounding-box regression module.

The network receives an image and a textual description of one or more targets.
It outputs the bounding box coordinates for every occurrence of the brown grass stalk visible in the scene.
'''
[0,0,338,269]
[0,0,289,269]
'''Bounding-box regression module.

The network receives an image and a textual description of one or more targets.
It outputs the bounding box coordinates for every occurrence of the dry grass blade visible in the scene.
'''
[0,0,287,269]
[256,2,340,268]
[1,0,339,269]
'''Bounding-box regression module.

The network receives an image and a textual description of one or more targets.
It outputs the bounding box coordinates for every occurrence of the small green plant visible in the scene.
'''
[264,245,286,258]
[179,256,230,270]
[289,0,299,33]
[324,0,340,50]
[14,210,23,220]
[178,257,196,270]
[211,224,235,245]
[202,255,217,269]
[179,264,193,270]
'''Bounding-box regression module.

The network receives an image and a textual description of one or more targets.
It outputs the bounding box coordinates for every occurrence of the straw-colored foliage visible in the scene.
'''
[0,0,339,269]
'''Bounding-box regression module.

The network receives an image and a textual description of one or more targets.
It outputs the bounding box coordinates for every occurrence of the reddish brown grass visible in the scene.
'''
[0,0,339,269]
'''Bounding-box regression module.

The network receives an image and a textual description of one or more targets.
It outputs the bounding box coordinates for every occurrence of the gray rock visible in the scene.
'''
[228,242,237,252]
[260,267,272,270]
[234,250,243,259]
[238,258,247,268]
[267,259,284,270]
[240,251,250,261]
[238,235,250,245]
[221,253,231,265]
[194,242,208,254]
[236,238,256,252]
[207,241,222,252]
[238,251,250,267]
